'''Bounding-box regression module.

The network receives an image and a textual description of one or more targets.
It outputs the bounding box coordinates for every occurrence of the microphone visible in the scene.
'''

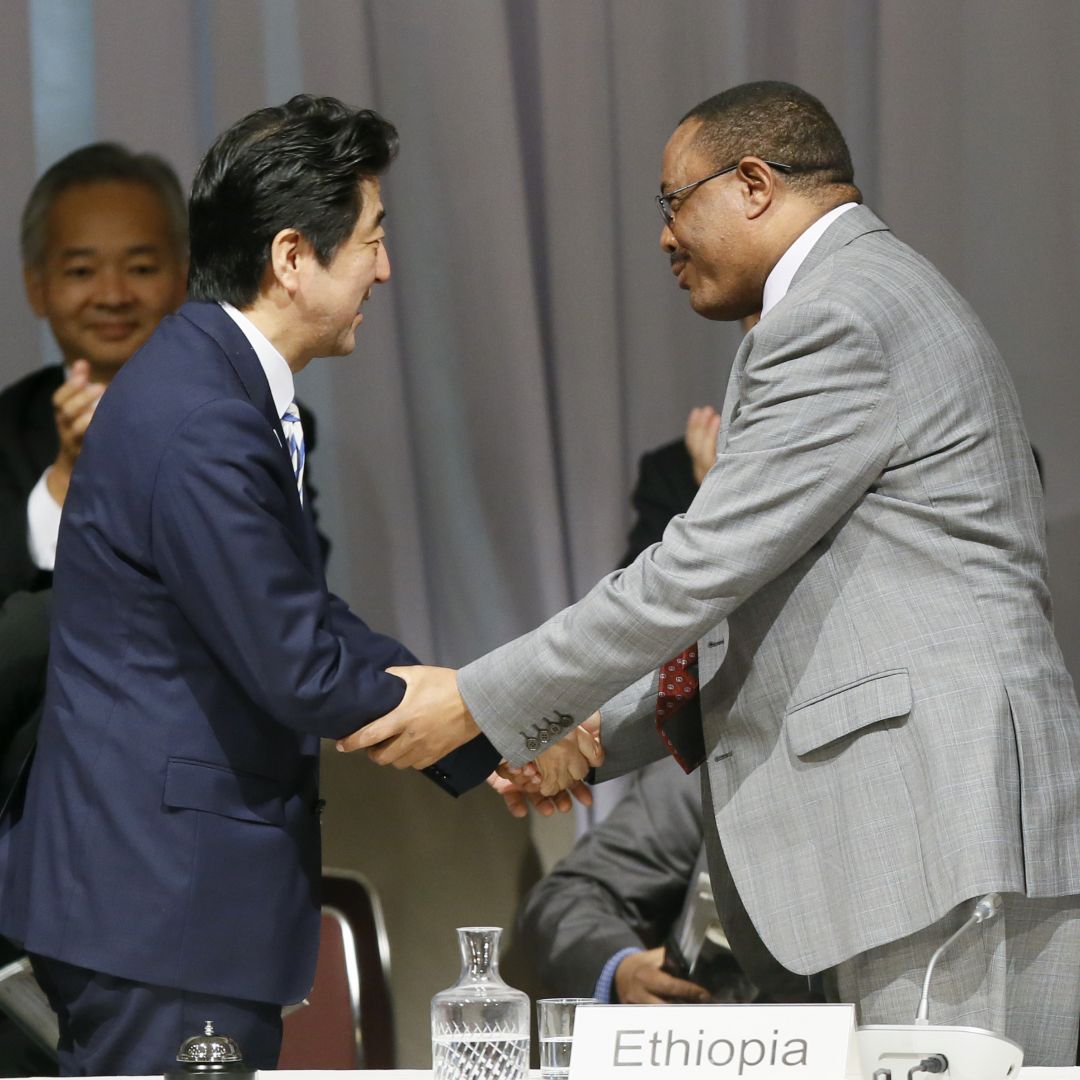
[855,893,1022,1080]
[915,893,1001,1023]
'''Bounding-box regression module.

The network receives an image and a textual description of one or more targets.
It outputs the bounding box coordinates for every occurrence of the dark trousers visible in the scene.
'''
[30,954,282,1076]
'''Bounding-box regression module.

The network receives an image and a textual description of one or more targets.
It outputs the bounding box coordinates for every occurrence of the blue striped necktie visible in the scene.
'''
[281,401,306,505]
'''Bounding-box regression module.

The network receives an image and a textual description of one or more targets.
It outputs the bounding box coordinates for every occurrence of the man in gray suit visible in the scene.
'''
[344,81,1080,1063]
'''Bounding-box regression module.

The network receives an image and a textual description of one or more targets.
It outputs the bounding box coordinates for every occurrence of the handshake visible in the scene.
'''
[336,664,603,817]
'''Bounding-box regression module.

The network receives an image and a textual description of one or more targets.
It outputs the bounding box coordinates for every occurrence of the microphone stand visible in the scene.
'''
[855,894,1023,1080]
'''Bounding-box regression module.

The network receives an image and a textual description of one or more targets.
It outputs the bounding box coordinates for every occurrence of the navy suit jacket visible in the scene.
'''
[0,301,499,1004]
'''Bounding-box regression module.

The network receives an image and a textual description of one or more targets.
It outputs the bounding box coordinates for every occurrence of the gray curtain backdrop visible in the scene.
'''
[4,0,1080,1065]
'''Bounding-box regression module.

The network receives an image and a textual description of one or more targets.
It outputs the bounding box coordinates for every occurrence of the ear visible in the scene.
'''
[23,266,47,317]
[733,157,779,221]
[267,227,307,296]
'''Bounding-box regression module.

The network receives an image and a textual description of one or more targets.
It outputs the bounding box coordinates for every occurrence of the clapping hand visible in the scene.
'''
[48,360,106,507]
[684,405,721,486]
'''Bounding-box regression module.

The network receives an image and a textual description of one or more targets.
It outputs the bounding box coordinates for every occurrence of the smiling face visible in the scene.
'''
[658,120,765,322]
[298,178,390,360]
[24,180,187,379]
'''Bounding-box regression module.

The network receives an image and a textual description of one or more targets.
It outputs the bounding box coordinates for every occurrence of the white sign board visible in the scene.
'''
[568,1003,856,1080]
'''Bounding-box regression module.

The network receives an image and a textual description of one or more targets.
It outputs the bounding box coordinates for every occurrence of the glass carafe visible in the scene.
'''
[431,926,530,1080]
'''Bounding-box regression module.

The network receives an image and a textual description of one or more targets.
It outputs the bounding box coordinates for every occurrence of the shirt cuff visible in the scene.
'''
[594,947,642,1004]
[27,469,62,571]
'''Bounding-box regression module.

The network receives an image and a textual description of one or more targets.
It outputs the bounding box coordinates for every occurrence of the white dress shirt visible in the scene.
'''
[220,302,296,418]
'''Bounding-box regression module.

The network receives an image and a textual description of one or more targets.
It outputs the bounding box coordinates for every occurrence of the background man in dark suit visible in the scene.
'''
[619,406,719,568]
[0,143,188,603]
[0,95,499,1075]
[518,756,815,1006]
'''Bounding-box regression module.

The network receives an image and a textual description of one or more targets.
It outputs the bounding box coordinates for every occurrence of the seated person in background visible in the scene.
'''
[619,317,759,568]
[517,757,816,1004]
[619,406,720,567]
[0,143,188,603]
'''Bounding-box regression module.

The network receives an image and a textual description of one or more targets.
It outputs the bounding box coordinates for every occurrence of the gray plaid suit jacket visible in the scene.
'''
[459,205,1080,975]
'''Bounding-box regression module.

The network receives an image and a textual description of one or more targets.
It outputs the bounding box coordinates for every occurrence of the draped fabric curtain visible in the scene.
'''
[4,1,1080,1064]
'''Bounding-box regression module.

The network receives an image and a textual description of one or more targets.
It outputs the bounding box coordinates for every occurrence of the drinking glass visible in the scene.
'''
[536,997,597,1080]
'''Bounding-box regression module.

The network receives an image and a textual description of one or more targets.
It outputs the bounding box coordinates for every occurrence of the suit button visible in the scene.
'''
[525,737,539,752]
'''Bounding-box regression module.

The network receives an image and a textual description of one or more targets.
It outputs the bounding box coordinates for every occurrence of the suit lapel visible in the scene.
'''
[178,302,321,565]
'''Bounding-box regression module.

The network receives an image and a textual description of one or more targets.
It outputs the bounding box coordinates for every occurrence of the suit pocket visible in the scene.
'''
[784,669,911,758]
[163,758,285,826]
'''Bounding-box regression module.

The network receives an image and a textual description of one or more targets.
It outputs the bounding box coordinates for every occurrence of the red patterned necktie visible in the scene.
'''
[656,645,700,771]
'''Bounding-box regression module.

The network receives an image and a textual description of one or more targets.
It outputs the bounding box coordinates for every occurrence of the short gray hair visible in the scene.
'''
[21,142,187,269]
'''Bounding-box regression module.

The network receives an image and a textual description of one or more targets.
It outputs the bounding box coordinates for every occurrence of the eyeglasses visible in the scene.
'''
[655,159,793,226]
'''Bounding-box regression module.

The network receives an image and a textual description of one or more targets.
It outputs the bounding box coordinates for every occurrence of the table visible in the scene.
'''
[26,1070,1080,1079]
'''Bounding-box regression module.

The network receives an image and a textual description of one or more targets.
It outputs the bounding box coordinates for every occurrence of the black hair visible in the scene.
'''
[187,94,398,306]
[21,142,187,267]
[682,81,860,200]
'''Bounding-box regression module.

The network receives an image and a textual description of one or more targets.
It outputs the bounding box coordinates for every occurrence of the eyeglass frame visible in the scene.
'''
[656,158,793,226]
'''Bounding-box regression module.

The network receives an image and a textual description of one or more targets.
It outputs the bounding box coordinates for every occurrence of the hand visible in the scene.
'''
[684,405,721,486]
[532,716,603,797]
[335,665,480,769]
[485,771,593,818]
[614,947,712,1005]
[48,360,106,507]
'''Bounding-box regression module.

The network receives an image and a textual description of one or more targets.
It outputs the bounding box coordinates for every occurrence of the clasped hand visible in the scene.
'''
[337,667,603,816]
[336,665,479,768]
[489,712,603,816]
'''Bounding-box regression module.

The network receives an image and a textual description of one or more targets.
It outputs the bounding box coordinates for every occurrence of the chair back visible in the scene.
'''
[279,868,394,1069]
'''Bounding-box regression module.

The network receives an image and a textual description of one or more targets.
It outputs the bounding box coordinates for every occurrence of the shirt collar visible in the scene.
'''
[760,202,858,320]
[219,302,296,419]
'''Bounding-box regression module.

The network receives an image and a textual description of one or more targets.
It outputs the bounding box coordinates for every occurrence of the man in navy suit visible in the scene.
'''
[0,94,500,1075]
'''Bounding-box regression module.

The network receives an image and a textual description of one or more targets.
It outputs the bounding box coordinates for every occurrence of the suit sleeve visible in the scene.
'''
[516,761,704,996]
[150,397,416,739]
[460,300,898,764]
[324,590,500,794]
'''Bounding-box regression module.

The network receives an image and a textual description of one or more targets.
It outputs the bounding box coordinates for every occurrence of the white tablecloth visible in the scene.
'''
[27,1070,1080,1079]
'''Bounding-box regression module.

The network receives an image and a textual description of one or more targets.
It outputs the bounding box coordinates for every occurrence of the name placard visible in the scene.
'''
[568,1003,857,1080]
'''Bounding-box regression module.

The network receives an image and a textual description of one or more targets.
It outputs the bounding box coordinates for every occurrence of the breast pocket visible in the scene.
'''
[784,669,911,758]
[163,758,285,826]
